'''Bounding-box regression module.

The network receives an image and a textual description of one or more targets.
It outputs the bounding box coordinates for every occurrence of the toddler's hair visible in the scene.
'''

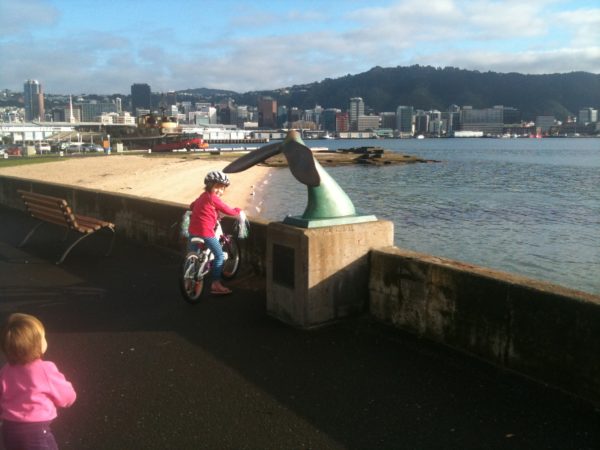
[1,313,45,365]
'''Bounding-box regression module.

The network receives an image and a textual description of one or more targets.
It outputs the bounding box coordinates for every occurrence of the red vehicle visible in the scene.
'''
[151,135,208,152]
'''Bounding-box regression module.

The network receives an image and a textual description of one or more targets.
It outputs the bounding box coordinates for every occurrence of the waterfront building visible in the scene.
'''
[414,110,429,135]
[443,111,459,135]
[428,111,445,136]
[336,112,349,132]
[380,112,396,130]
[257,96,277,128]
[502,106,521,124]
[349,97,364,131]
[460,106,504,135]
[321,108,340,132]
[130,83,151,116]
[115,98,122,113]
[24,80,45,122]
[357,115,380,131]
[578,107,598,125]
[395,106,414,136]
[535,116,556,134]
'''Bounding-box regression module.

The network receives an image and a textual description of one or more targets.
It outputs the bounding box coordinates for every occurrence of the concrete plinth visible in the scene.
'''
[266,220,394,328]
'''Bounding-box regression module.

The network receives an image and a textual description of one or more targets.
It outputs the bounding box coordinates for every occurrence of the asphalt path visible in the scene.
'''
[0,206,598,449]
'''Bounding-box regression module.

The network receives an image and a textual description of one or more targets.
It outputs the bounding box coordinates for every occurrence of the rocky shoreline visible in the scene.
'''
[262,146,438,167]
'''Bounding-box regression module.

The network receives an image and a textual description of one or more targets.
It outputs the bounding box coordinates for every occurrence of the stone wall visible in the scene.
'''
[369,246,600,404]
[0,175,267,274]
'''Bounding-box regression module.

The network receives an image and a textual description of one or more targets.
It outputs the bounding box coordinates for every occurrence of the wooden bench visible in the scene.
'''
[17,190,115,264]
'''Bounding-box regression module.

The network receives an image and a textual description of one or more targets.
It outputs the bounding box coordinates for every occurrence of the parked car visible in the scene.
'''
[82,144,104,152]
[66,144,84,153]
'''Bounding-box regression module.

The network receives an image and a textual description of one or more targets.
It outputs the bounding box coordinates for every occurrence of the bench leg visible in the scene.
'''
[56,233,92,264]
[56,227,116,264]
[19,222,44,247]
[105,227,116,257]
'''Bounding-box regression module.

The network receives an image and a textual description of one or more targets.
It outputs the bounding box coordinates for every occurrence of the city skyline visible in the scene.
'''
[1,0,599,95]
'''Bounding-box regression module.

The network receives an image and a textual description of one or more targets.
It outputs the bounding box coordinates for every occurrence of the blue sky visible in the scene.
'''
[1,0,599,95]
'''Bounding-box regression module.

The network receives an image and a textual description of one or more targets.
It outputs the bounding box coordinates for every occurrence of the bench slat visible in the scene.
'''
[19,191,68,206]
[26,210,72,228]
[75,214,114,229]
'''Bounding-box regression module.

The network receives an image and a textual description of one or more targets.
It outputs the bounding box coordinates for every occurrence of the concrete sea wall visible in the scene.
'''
[1,175,599,404]
[369,247,600,404]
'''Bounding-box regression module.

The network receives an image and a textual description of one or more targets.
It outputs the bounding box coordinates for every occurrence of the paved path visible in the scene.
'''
[0,206,598,449]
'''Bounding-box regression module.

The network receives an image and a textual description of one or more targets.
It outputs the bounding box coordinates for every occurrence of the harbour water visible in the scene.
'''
[246,138,600,295]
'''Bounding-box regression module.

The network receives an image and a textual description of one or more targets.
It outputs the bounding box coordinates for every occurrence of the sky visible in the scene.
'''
[1,0,599,95]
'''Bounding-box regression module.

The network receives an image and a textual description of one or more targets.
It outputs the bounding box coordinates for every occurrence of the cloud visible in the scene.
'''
[1,0,598,95]
[0,0,60,36]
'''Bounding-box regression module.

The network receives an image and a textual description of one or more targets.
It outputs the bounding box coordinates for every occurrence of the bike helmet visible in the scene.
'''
[204,170,230,186]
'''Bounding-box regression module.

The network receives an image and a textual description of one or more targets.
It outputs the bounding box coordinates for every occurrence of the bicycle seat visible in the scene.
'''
[190,237,205,244]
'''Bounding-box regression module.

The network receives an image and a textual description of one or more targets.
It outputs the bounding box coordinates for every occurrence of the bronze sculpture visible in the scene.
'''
[223,130,376,227]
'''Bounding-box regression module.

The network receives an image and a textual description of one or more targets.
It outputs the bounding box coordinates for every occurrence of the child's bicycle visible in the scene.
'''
[179,221,241,304]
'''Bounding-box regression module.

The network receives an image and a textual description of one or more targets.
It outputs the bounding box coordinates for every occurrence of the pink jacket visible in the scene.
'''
[189,191,240,238]
[0,359,76,422]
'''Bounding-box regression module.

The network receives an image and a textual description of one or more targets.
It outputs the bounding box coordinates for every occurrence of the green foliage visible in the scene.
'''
[221,66,600,121]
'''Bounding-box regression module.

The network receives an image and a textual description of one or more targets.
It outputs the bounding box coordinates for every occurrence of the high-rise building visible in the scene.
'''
[395,106,414,135]
[24,80,45,122]
[258,96,277,128]
[349,97,364,131]
[131,83,152,116]
[276,105,288,128]
[321,108,340,132]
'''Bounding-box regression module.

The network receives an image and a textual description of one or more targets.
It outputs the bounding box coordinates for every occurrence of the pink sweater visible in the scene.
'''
[189,191,240,237]
[0,359,76,422]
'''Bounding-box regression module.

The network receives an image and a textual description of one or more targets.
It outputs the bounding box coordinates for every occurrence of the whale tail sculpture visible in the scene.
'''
[223,130,376,228]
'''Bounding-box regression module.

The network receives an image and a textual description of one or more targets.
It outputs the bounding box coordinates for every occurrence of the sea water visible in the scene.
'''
[242,138,600,295]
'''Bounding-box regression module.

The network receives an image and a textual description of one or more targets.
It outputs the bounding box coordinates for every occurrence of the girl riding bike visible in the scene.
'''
[188,170,242,295]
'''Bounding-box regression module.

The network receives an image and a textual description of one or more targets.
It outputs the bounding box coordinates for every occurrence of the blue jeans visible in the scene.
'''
[189,235,224,281]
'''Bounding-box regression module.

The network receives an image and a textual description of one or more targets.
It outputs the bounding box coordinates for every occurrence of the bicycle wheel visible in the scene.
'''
[179,252,205,304]
[222,236,240,279]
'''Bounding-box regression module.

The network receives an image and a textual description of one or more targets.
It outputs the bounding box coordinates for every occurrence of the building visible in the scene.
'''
[257,96,277,128]
[395,106,413,136]
[130,83,151,116]
[321,108,340,132]
[535,116,556,134]
[578,107,598,125]
[336,112,349,132]
[75,101,118,122]
[349,97,364,131]
[414,110,429,135]
[24,80,45,122]
[379,112,396,130]
[276,105,288,128]
[460,106,504,135]
[356,115,380,131]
